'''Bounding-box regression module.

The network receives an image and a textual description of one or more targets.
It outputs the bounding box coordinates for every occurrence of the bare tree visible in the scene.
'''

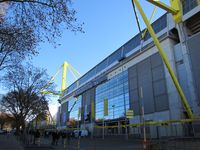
[0,0,83,43]
[0,0,83,73]
[0,26,37,71]
[0,64,54,133]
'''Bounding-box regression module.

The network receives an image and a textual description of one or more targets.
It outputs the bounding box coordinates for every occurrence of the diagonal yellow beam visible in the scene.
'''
[146,0,182,23]
[146,0,178,14]
[68,63,81,77]
[133,0,193,119]
[40,64,63,93]
[198,0,200,5]
[142,5,157,39]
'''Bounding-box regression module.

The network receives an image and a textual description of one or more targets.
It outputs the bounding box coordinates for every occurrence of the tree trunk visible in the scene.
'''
[22,120,26,131]
[0,122,5,130]
[15,118,21,135]
[16,124,20,135]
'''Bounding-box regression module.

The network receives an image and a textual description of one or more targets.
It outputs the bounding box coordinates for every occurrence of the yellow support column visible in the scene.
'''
[170,0,182,23]
[133,0,193,119]
[198,0,200,5]
[61,61,67,94]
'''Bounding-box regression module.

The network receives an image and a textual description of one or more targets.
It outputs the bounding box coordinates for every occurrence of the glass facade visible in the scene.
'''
[68,96,82,121]
[95,71,129,120]
[182,0,198,14]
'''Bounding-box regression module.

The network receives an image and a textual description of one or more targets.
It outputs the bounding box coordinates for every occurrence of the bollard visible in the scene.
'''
[64,139,67,149]
[77,139,80,150]
[39,138,41,146]
[93,140,96,150]
[143,140,150,150]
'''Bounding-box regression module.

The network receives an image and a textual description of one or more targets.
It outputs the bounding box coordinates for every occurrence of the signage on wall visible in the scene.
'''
[91,101,95,119]
[126,109,134,119]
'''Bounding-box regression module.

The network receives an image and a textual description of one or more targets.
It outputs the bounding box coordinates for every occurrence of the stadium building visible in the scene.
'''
[57,1,200,138]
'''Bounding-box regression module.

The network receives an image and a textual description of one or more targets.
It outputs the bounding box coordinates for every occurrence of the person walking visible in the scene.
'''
[51,131,56,145]
[61,131,67,148]
[67,132,71,146]
[34,130,41,146]
[61,131,67,144]
[55,130,60,145]
[78,130,82,139]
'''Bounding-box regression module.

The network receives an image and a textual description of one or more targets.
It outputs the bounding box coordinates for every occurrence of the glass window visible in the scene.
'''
[95,70,129,120]
[108,49,122,64]
[96,59,108,73]
[182,0,198,14]
[68,96,82,121]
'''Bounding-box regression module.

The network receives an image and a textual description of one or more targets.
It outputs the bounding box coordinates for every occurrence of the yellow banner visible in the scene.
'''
[104,99,108,116]
[91,101,95,119]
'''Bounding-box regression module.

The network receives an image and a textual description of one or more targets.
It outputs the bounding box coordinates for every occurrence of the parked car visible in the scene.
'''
[73,129,88,137]
[10,129,16,135]
[0,129,7,134]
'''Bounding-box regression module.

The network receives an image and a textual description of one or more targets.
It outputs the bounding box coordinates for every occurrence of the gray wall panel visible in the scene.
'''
[155,95,168,111]
[153,80,166,96]
[128,66,137,78]
[138,58,155,114]
[129,89,139,103]
[187,33,200,102]
[129,77,138,90]
[133,102,140,115]
[61,102,67,126]
[128,52,169,115]
[152,66,164,81]
[151,53,163,68]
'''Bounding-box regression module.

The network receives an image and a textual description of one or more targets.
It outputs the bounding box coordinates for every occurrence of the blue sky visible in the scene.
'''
[2,0,168,115]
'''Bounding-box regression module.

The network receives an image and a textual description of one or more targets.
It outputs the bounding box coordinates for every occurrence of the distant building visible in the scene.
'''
[58,1,200,138]
[0,112,15,130]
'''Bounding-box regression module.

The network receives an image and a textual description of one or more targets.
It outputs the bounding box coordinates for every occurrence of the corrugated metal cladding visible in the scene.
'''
[187,32,200,103]
[81,87,95,123]
[128,53,168,115]
[182,0,198,14]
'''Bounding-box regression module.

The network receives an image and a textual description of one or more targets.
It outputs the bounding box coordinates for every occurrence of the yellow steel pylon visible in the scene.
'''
[40,61,81,126]
[40,61,81,96]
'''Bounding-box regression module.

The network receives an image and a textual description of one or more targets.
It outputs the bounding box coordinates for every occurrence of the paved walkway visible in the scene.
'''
[3,134,198,150]
[0,134,24,150]
[29,136,142,150]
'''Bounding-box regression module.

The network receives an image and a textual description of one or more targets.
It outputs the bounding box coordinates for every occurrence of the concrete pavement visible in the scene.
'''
[2,134,199,150]
[0,134,24,150]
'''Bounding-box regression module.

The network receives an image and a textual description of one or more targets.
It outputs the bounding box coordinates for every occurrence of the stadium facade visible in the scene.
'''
[57,1,200,138]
